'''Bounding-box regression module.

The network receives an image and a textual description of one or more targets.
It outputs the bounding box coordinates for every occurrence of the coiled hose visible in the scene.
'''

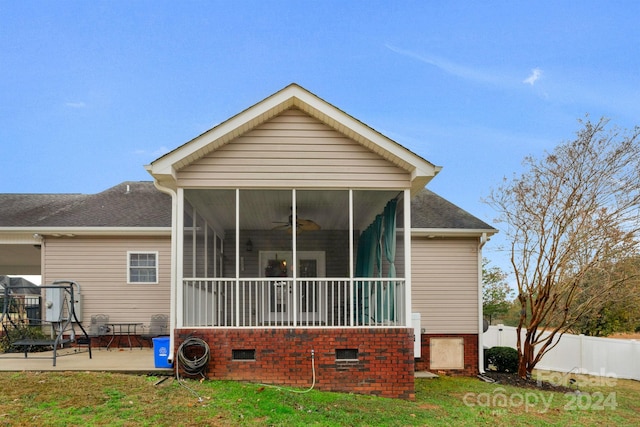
[177,336,210,377]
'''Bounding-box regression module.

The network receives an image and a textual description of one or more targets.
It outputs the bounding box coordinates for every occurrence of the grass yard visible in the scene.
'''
[0,371,638,426]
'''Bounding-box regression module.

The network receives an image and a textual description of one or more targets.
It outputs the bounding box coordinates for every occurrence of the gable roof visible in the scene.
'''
[411,189,497,237]
[0,181,171,234]
[146,83,441,194]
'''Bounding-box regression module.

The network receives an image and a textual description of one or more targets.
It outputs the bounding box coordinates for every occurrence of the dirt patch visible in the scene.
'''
[608,332,640,340]
[481,371,575,393]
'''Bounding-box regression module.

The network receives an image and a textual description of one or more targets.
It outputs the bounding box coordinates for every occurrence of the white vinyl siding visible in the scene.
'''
[176,109,411,189]
[411,238,479,334]
[42,236,171,326]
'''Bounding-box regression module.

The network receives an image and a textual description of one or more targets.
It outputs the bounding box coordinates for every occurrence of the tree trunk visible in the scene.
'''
[517,352,528,378]
[517,329,536,379]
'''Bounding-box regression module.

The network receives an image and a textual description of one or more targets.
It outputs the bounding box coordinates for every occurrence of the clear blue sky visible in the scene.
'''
[2,1,639,276]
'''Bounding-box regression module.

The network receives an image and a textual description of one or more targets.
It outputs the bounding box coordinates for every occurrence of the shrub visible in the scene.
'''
[485,346,519,373]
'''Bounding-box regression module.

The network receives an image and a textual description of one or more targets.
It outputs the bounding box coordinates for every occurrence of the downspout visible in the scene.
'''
[477,232,488,374]
[152,180,178,364]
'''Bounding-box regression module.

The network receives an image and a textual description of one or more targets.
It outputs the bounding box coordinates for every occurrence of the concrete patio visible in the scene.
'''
[0,347,174,374]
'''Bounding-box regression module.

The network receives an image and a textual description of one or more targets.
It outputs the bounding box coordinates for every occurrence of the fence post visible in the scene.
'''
[579,334,585,373]
[632,340,640,381]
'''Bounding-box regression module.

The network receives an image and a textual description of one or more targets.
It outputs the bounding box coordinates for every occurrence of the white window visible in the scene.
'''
[127,251,158,284]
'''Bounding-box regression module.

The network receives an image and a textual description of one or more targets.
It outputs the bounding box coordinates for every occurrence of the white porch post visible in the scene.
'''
[292,189,297,325]
[235,189,240,326]
[348,189,354,327]
[176,188,185,329]
[403,189,412,327]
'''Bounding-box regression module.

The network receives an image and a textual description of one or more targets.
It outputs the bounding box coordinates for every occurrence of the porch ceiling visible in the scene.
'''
[0,244,41,275]
[185,189,401,232]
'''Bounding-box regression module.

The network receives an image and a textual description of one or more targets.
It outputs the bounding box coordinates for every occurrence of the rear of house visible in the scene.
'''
[145,84,496,398]
[0,84,496,399]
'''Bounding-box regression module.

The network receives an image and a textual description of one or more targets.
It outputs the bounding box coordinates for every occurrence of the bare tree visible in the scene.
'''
[487,117,640,378]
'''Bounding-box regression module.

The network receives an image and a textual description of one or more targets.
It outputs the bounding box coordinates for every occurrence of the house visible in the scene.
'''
[0,84,496,398]
[0,182,172,326]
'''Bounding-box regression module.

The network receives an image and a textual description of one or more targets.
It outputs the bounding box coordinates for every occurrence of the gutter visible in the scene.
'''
[411,228,498,238]
[0,227,171,237]
[151,180,178,366]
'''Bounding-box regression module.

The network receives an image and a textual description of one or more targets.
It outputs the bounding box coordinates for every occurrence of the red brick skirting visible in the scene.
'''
[414,334,479,376]
[174,327,415,400]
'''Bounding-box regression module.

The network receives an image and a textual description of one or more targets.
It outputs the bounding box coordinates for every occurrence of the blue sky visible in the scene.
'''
[2,1,639,276]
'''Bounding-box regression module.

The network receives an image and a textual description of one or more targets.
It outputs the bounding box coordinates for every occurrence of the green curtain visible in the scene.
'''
[371,214,384,321]
[383,199,397,278]
[373,214,383,278]
[356,200,397,324]
[355,226,369,324]
[382,199,397,321]
[356,215,382,324]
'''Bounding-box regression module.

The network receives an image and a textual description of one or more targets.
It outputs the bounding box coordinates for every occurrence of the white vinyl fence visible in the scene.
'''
[484,325,640,381]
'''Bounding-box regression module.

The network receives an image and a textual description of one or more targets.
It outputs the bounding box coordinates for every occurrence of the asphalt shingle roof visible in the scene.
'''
[0,181,172,227]
[411,188,494,230]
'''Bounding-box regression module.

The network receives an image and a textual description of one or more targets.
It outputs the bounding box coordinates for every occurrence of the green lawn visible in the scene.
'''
[0,371,637,426]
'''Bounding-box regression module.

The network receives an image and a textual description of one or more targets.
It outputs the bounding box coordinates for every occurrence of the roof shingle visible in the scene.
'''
[0,182,171,227]
[410,188,494,230]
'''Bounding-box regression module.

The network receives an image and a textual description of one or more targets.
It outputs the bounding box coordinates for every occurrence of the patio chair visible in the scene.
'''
[88,314,110,348]
[141,314,169,344]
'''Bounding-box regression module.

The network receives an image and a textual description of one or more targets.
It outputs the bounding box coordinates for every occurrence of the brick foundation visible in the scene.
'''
[174,328,415,400]
[415,334,479,376]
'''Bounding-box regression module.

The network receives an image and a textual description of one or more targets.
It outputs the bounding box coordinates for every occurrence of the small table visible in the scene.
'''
[106,323,143,350]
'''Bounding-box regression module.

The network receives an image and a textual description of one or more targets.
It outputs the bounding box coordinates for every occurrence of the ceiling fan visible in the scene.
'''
[272,207,321,233]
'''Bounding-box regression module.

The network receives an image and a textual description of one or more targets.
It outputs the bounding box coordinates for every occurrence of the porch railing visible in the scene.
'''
[182,278,406,328]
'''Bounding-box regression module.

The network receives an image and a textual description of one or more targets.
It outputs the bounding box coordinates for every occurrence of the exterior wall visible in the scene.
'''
[176,109,411,189]
[42,236,171,326]
[175,327,416,400]
[411,237,480,334]
[415,334,479,376]
[410,237,480,374]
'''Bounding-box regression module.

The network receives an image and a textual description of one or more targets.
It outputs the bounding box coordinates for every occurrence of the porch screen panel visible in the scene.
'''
[297,190,349,326]
[239,189,292,326]
[183,201,195,277]
[184,189,236,326]
[353,190,405,326]
[195,212,206,278]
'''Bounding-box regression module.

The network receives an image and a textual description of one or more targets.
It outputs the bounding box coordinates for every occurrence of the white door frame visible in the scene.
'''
[259,250,326,324]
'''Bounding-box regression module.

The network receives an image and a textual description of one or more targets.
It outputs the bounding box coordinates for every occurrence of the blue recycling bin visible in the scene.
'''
[152,336,173,368]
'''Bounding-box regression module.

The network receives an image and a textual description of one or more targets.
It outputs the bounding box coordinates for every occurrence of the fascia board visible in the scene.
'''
[290,88,441,178]
[410,228,499,238]
[148,86,298,176]
[147,84,441,185]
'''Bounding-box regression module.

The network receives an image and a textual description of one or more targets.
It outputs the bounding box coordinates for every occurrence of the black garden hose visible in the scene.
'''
[177,336,210,376]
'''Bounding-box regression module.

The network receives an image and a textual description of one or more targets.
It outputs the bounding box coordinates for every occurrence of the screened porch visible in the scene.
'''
[178,188,410,328]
